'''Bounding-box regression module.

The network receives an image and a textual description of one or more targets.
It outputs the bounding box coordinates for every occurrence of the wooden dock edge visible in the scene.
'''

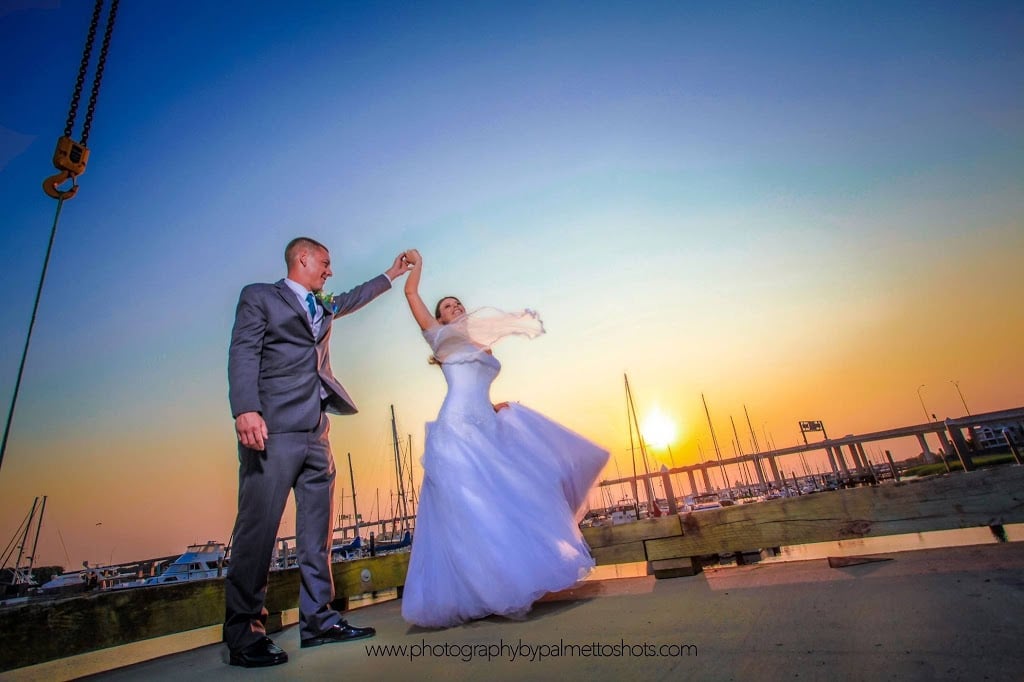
[582,465,1024,577]
[0,552,409,674]
[4,466,1023,675]
[0,621,227,682]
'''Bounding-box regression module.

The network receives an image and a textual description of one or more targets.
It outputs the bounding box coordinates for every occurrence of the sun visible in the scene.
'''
[641,406,677,449]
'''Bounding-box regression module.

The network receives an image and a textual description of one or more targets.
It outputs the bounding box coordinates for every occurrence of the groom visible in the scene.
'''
[225,237,412,667]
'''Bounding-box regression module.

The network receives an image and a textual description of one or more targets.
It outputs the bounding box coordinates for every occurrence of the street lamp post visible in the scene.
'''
[950,380,971,416]
[916,384,932,423]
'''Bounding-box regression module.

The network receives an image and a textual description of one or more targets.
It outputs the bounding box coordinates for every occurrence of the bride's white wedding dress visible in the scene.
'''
[400,319,610,628]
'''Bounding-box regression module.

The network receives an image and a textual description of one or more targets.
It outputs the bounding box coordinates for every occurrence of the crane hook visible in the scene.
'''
[43,169,80,200]
[42,136,89,200]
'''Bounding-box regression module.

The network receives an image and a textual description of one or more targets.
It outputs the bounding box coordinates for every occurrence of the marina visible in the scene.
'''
[0,3,1020,680]
[5,542,1023,681]
[2,460,1022,679]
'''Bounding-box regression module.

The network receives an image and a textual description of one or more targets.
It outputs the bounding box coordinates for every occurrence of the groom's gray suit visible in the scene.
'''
[224,274,391,652]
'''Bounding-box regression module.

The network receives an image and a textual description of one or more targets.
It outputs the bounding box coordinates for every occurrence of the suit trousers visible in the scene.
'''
[223,412,341,651]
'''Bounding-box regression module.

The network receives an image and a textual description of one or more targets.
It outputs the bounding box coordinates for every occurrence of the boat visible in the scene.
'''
[369,530,412,554]
[1,496,47,598]
[143,541,226,585]
[331,535,364,561]
[609,499,639,525]
[38,563,145,593]
[680,492,725,513]
[37,570,87,593]
[270,532,369,570]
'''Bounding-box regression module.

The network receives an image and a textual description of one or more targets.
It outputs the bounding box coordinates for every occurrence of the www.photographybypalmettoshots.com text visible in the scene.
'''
[365,638,698,663]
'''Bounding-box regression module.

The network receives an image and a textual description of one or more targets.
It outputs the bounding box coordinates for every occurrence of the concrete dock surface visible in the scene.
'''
[58,542,1024,681]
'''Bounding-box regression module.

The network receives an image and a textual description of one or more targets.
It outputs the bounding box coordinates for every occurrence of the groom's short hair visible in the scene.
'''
[285,237,328,267]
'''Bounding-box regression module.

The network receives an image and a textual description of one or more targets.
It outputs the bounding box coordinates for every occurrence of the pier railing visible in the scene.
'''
[582,464,1024,578]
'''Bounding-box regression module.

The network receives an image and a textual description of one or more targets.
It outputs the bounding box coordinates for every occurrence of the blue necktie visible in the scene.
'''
[305,293,317,321]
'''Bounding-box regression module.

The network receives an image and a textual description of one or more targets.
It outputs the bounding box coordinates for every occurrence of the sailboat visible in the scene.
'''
[366,405,415,555]
[1,496,47,598]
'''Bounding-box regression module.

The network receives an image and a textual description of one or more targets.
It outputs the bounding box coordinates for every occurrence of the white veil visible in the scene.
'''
[424,307,545,363]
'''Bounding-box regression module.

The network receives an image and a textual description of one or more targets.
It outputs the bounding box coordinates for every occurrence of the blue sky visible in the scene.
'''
[0,1,1021,566]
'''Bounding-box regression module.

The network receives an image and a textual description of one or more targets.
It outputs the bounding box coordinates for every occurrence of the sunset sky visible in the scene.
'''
[1,1,1021,570]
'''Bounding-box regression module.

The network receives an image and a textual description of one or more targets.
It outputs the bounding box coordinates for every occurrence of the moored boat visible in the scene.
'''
[143,541,226,585]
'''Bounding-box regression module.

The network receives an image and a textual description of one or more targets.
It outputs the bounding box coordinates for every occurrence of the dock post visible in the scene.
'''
[825,446,838,475]
[885,450,900,482]
[857,443,878,484]
[832,446,850,483]
[661,470,678,513]
[916,433,936,464]
[945,420,975,472]
[935,430,954,472]
[1004,430,1023,466]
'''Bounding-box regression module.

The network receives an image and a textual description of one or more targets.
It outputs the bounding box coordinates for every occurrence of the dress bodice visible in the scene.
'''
[424,325,501,424]
[438,347,500,422]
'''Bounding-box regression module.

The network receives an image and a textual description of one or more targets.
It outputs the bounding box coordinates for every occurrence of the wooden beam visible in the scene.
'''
[582,515,681,549]
[590,541,646,565]
[0,553,409,673]
[5,466,1023,673]
[586,466,1024,566]
[649,557,702,579]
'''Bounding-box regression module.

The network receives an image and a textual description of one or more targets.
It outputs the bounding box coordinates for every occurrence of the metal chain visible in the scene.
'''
[63,0,104,139]
[81,0,119,146]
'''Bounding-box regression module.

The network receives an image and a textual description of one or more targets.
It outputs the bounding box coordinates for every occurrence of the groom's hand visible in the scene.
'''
[385,251,414,280]
[236,411,268,450]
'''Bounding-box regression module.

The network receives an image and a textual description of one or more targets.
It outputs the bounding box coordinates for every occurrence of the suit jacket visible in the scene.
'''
[228,275,391,433]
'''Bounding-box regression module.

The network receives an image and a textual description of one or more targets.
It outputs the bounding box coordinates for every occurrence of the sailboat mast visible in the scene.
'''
[28,495,46,574]
[13,496,39,580]
[348,450,360,536]
[342,483,350,532]
[346,450,358,536]
[730,417,752,488]
[390,405,410,530]
[624,376,641,516]
[406,434,418,517]
[702,393,729,497]
[624,374,657,512]
[744,404,768,486]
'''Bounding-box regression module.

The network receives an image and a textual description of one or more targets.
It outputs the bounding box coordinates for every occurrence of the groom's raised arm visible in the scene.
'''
[327,252,412,318]
[326,275,392,319]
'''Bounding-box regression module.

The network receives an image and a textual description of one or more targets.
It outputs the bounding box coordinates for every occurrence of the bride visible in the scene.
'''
[399,249,610,628]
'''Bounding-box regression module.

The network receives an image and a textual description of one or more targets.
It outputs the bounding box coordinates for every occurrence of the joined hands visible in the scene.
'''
[386,250,418,280]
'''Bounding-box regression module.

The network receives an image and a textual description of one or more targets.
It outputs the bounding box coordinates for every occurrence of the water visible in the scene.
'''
[581,524,1024,577]
[760,523,1024,564]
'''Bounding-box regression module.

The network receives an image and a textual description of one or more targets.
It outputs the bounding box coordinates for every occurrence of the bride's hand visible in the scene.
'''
[387,251,414,280]
[404,249,422,266]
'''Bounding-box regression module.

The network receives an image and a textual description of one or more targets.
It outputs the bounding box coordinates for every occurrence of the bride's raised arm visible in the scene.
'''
[403,249,437,331]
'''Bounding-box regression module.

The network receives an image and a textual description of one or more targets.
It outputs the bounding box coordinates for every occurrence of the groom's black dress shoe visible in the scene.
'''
[229,637,288,667]
[301,621,377,648]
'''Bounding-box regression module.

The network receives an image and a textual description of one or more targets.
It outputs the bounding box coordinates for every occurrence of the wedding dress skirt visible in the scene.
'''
[401,347,609,628]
